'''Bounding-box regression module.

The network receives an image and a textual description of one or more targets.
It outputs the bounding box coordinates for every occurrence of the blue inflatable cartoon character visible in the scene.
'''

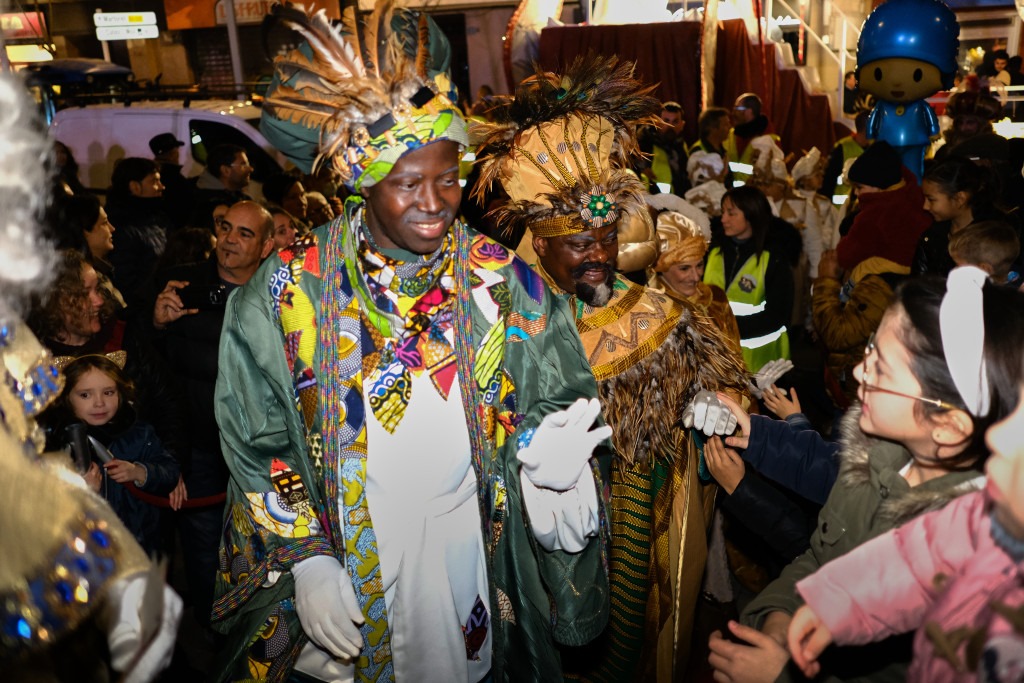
[857,0,959,181]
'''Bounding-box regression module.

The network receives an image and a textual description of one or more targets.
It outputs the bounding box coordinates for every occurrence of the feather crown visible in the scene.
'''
[260,2,468,191]
[473,54,660,239]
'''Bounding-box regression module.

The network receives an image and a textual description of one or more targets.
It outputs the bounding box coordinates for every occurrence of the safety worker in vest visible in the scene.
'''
[704,185,793,373]
[820,111,870,204]
[636,101,691,196]
[724,93,780,185]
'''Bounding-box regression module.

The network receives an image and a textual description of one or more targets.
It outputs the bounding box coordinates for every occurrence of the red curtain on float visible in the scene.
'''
[536,18,835,159]
[538,22,704,143]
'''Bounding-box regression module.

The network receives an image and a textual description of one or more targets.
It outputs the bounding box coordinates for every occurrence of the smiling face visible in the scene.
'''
[986,381,1024,539]
[68,367,120,427]
[852,307,940,453]
[62,264,104,345]
[84,207,115,260]
[921,179,968,222]
[720,197,754,240]
[859,57,943,104]
[534,224,618,306]
[361,141,462,255]
[662,258,705,299]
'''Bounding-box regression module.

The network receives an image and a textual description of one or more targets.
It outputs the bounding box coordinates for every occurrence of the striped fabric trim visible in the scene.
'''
[210,537,334,621]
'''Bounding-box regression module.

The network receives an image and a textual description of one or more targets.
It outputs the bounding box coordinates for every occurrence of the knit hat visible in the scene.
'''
[847,141,902,189]
[259,3,468,191]
[473,55,660,240]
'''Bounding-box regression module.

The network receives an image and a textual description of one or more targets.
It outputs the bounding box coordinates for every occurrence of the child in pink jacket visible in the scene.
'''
[789,377,1024,682]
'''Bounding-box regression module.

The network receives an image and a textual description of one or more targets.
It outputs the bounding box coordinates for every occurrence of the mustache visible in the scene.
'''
[571,261,614,280]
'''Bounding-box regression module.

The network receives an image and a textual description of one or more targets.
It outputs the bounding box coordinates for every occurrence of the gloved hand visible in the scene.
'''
[682,390,738,436]
[518,398,612,491]
[749,358,794,398]
[106,574,183,683]
[292,556,365,660]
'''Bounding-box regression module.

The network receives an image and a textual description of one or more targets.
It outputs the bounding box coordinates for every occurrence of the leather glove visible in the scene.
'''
[292,556,365,660]
[749,358,794,398]
[106,574,183,683]
[682,389,738,436]
[517,398,612,491]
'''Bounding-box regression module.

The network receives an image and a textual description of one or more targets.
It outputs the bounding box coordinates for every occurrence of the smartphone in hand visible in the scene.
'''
[177,284,228,311]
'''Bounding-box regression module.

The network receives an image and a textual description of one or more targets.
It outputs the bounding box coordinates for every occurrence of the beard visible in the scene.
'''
[572,261,615,307]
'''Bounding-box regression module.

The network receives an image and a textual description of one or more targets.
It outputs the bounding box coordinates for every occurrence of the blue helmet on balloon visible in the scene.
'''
[857,0,960,89]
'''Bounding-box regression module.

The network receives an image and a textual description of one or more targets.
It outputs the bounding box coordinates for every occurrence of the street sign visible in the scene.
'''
[93,12,157,27]
[95,25,159,40]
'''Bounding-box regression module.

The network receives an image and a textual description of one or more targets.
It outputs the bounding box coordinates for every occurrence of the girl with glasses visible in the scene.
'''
[708,267,1024,683]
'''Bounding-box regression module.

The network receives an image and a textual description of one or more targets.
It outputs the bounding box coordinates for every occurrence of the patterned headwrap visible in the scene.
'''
[473,55,660,239]
[260,3,468,191]
[652,210,712,273]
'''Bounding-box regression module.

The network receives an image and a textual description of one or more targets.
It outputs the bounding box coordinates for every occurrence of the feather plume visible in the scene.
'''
[362,0,395,78]
[473,53,660,204]
[415,12,430,79]
[271,5,365,79]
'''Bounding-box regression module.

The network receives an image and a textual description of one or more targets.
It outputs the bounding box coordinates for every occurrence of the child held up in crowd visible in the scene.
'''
[789,330,1024,682]
[948,220,1021,287]
[708,267,1024,683]
[46,354,182,555]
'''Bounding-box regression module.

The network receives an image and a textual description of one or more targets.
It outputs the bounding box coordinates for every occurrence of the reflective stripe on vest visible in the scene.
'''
[704,246,790,372]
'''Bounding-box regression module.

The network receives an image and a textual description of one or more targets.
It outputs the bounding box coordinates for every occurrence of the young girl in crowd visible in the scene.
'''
[707,267,1024,683]
[704,185,794,373]
[790,327,1024,682]
[47,354,180,556]
[914,157,1016,278]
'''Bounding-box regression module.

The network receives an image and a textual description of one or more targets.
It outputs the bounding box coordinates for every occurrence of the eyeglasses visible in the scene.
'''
[860,333,959,411]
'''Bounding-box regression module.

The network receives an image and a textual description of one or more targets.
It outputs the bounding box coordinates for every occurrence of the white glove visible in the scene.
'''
[292,556,365,660]
[682,390,738,436]
[106,575,183,683]
[517,398,612,491]
[750,358,794,398]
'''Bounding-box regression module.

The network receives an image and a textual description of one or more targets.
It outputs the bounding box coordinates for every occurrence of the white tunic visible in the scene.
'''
[295,372,600,682]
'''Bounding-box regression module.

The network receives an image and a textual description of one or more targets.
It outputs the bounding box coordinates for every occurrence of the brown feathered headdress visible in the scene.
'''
[260,2,468,191]
[473,55,660,240]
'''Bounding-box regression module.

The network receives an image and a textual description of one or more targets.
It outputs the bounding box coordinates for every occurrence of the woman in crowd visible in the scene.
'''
[704,185,793,373]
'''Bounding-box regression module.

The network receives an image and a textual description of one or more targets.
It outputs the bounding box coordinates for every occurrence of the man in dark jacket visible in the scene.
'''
[106,157,176,313]
[150,200,274,627]
[191,144,253,229]
[149,132,195,230]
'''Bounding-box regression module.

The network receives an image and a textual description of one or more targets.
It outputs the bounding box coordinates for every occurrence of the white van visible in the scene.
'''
[51,99,287,195]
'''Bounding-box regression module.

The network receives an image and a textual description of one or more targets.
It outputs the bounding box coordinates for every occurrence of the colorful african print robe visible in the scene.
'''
[210,205,609,683]
[543,271,750,683]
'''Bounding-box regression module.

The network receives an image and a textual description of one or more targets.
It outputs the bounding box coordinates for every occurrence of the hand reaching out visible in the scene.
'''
[788,605,833,679]
[713,392,752,450]
[762,385,802,420]
[708,620,791,683]
[168,476,187,511]
[704,436,745,494]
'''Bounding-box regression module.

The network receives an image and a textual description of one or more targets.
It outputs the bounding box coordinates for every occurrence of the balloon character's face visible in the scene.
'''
[859,57,943,104]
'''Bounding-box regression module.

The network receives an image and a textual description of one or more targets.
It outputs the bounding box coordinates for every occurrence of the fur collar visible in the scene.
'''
[835,407,985,526]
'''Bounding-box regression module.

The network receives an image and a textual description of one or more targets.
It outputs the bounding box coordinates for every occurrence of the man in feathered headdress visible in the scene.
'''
[211,5,612,682]
[475,55,750,681]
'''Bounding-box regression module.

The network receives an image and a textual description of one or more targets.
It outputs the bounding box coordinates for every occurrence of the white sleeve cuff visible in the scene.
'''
[520,467,600,553]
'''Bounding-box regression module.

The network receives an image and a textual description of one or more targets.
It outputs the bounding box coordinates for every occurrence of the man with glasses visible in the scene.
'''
[192,143,254,229]
[724,92,781,184]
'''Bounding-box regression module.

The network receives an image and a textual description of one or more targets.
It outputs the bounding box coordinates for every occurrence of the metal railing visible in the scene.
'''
[764,0,863,120]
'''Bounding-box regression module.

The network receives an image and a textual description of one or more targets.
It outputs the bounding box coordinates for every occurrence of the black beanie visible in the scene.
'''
[847,141,903,189]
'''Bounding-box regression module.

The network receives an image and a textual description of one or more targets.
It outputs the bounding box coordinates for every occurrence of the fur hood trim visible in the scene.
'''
[836,406,985,526]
